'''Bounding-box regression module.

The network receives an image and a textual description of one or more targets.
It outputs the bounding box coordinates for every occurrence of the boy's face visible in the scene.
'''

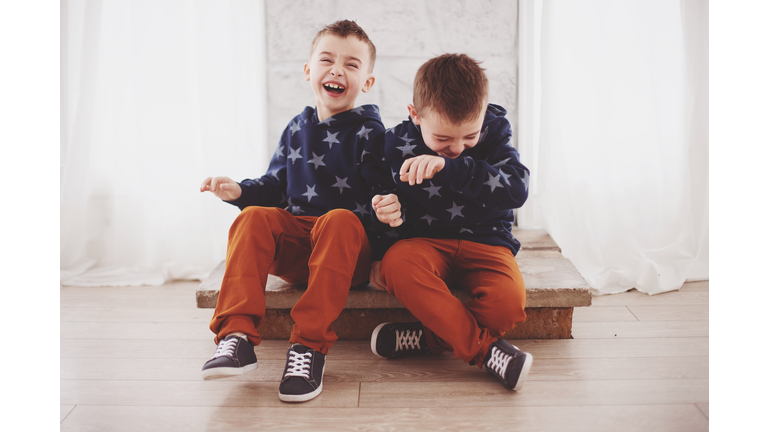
[304,35,375,120]
[407,104,486,159]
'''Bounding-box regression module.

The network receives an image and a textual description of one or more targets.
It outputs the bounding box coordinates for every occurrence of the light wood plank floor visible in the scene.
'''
[60,281,709,431]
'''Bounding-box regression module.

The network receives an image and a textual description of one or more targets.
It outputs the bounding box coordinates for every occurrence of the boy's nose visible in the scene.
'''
[331,65,343,77]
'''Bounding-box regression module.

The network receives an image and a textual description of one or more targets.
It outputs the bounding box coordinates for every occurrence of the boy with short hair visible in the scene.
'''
[199,20,399,403]
[362,53,533,390]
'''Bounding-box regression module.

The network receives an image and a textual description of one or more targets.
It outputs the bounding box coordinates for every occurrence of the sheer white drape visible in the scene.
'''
[533,0,708,295]
[61,0,269,286]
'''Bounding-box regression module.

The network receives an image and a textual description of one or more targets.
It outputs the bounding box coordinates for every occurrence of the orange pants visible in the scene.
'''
[380,238,526,366]
[209,207,371,354]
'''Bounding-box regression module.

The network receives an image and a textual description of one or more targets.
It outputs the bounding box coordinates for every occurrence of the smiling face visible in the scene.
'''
[304,35,375,121]
[408,104,486,159]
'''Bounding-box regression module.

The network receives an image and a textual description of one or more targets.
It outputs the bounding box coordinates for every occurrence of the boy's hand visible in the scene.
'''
[369,261,386,291]
[372,194,403,227]
[200,176,242,201]
[400,155,446,185]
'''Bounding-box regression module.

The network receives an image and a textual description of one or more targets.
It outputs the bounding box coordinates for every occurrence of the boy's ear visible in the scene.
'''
[407,104,421,125]
[361,75,376,93]
[303,63,311,82]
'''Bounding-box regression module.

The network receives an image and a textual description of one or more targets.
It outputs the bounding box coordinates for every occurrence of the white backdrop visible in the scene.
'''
[60,0,709,294]
[531,0,709,295]
[60,0,269,286]
[60,0,522,287]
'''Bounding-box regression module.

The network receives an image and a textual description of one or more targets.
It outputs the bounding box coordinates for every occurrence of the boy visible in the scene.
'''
[362,54,533,390]
[199,20,398,403]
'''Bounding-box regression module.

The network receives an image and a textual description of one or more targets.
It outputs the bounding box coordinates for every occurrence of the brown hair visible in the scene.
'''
[309,20,377,71]
[413,54,489,125]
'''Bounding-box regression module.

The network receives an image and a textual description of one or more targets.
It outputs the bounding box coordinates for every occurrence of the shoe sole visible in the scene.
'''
[370,322,392,358]
[278,363,326,403]
[201,362,258,380]
[512,353,533,391]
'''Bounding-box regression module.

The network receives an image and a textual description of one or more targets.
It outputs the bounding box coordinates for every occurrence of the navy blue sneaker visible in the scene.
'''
[484,339,533,391]
[371,321,431,358]
[278,344,326,402]
[201,335,258,380]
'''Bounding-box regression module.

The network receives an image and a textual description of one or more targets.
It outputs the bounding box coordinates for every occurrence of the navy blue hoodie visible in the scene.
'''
[227,105,385,223]
[362,104,530,259]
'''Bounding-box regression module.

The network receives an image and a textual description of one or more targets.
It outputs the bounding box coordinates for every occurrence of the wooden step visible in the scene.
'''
[196,229,591,339]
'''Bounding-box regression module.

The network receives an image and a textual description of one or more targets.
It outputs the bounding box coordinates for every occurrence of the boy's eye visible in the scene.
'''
[348,63,359,69]
[321,59,332,63]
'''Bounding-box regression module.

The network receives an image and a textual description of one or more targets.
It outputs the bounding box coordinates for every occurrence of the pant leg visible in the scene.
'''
[209,207,313,346]
[289,209,372,354]
[381,238,497,365]
[455,241,527,365]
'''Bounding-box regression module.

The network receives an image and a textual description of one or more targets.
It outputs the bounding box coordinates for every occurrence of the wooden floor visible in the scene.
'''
[60,280,709,431]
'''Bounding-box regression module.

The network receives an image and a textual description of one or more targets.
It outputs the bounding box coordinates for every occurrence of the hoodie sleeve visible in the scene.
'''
[361,131,409,260]
[224,130,289,211]
[433,117,529,211]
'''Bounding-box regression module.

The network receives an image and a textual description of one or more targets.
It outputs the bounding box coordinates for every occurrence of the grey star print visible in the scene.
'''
[318,116,336,126]
[498,169,512,184]
[323,131,340,148]
[287,147,303,164]
[302,185,318,202]
[331,176,351,194]
[308,152,326,169]
[352,202,368,216]
[484,173,504,192]
[290,120,301,135]
[351,106,365,115]
[357,125,373,140]
[446,202,465,220]
[478,127,488,143]
[421,214,437,226]
[492,158,510,168]
[422,181,442,199]
[396,134,417,157]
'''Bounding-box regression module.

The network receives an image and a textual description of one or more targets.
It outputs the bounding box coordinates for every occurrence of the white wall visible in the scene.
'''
[263,0,519,155]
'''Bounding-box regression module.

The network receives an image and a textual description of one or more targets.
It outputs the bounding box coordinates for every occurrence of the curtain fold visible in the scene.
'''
[60,0,269,286]
[536,0,708,295]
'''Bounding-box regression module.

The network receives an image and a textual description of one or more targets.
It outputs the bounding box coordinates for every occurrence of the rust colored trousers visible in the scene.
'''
[380,238,527,366]
[209,207,371,354]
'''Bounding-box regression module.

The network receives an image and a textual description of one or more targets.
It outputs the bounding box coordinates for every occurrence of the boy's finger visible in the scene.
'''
[400,158,414,175]
[407,162,418,185]
[389,217,403,227]
[417,159,429,184]
[200,177,212,191]
[379,194,398,206]
[377,201,400,213]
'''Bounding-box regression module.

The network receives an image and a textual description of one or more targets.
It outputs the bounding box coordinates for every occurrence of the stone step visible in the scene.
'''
[196,229,591,339]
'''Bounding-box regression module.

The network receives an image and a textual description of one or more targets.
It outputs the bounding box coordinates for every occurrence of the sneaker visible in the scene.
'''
[201,334,258,380]
[371,321,431,359]
[484,339,533,391]
[278,344,326,402]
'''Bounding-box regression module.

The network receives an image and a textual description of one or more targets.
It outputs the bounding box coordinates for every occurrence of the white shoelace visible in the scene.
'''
[284,351,313,379]
[486,346,513,376]
[395,329,422,352]
[211,338,238,359]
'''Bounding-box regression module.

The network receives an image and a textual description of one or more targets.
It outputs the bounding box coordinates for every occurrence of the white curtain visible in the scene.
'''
[61,0,269,286]
[535,0,708,295]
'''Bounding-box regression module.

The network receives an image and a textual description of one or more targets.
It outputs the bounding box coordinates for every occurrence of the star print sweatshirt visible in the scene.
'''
[362,103,530,259]
[226,105,385,224]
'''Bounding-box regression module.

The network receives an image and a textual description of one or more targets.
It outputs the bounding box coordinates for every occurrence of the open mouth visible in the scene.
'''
[323,83,346,95]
